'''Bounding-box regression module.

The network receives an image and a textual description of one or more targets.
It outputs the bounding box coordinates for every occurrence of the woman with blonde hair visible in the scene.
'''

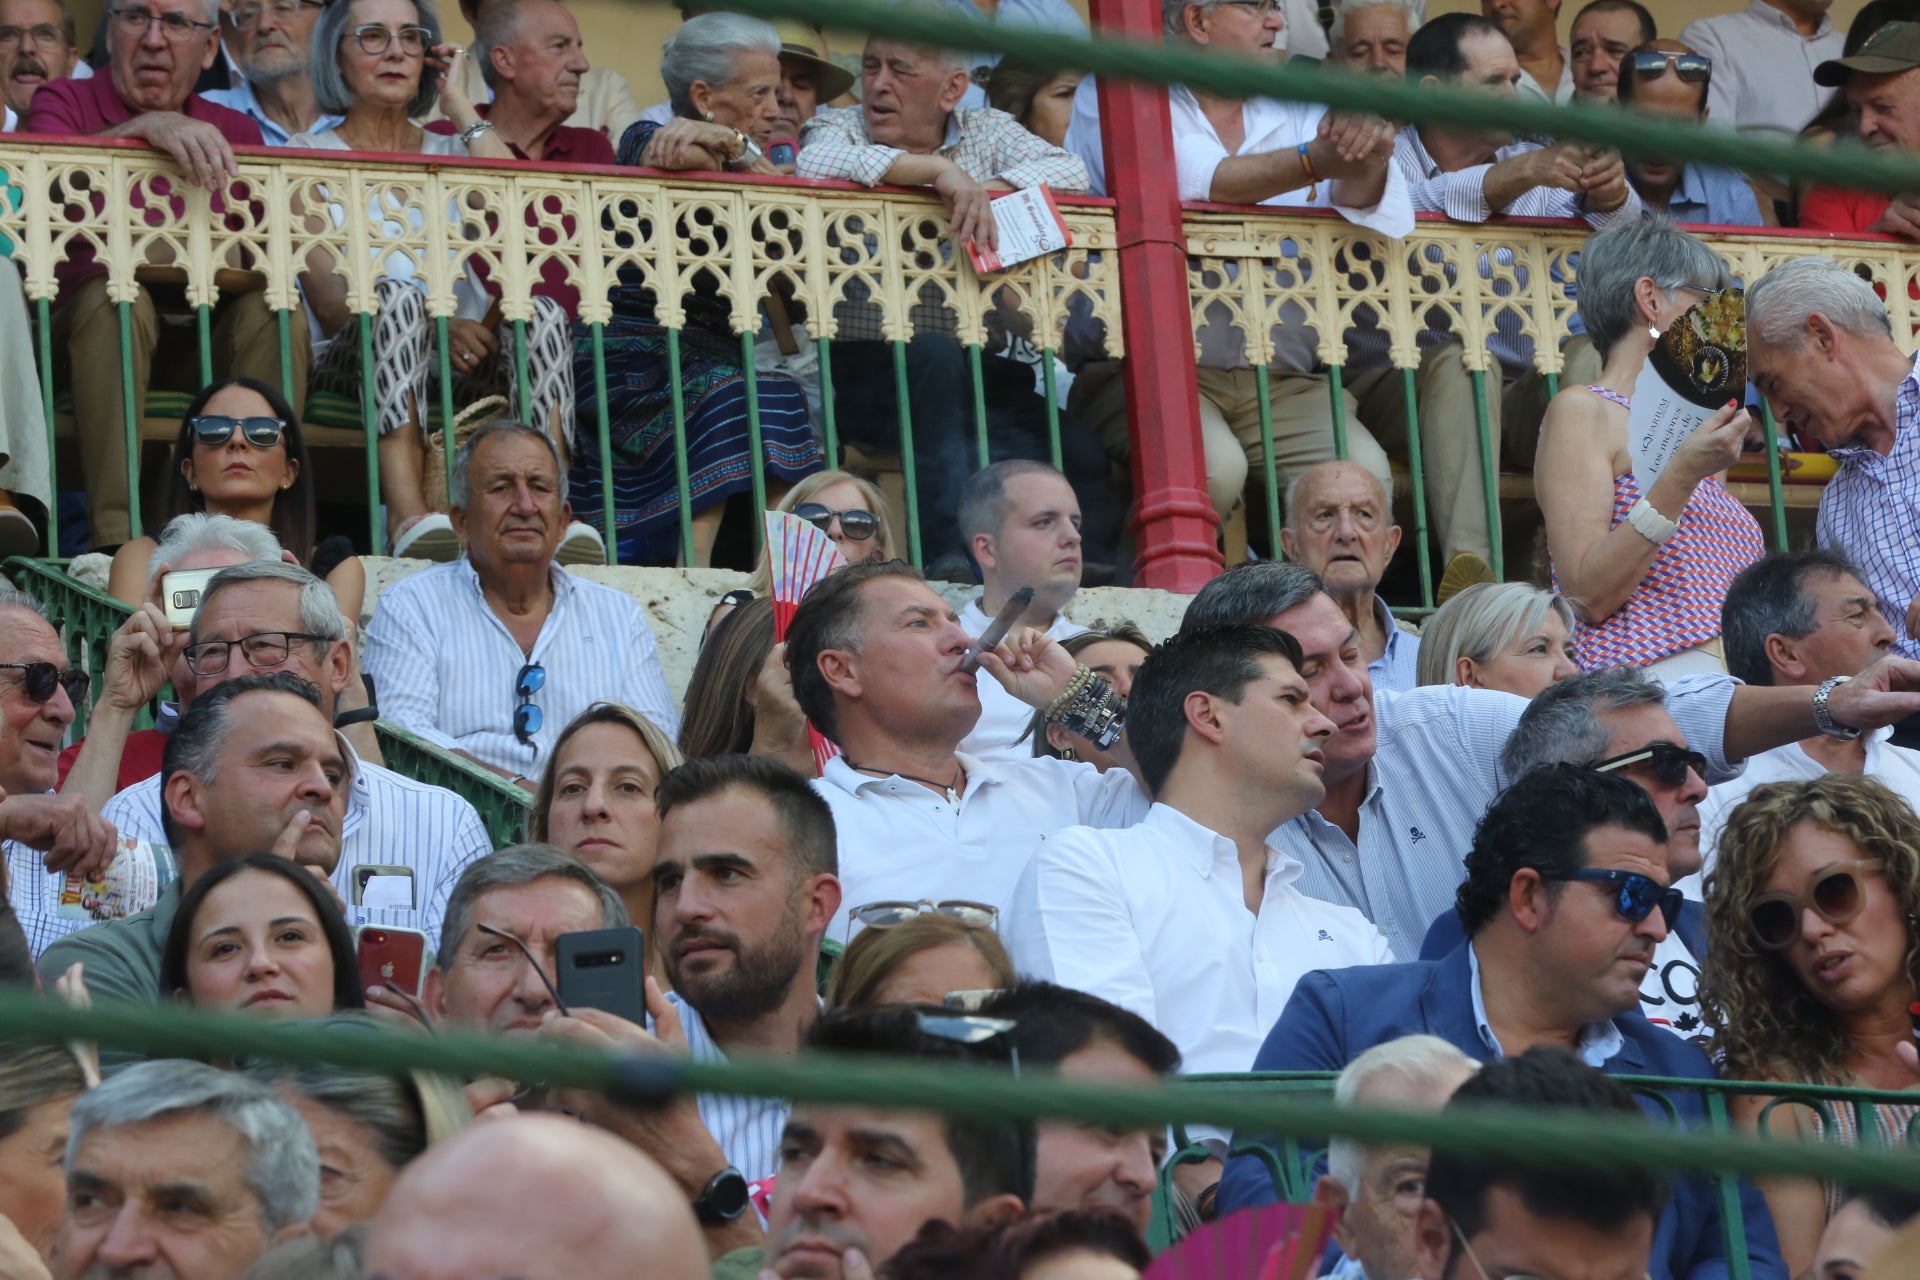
[530,703,685,970]
[827,911,1017,1009]
[1415,582,1580,699]
[1700,775,1920,1275]
[0,1043,89,1262]
[679,597,815,778]
[708,469,901,632]
[1030,625,1152,771]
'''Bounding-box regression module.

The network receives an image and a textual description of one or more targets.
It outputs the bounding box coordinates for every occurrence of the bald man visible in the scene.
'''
[362,1117,710,1280]
[1279,461,1423,693]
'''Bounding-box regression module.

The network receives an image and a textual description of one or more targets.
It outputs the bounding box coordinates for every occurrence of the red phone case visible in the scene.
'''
[356,928,426,996]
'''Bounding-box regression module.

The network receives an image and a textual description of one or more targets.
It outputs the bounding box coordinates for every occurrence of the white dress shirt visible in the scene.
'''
[1277,676,1743,960]
[814,752,1148,940]
[93,740,492,945]
[667,992,789,1184]
[1514,49,1574,105]
[1680,1,1844,139]
[1007,803,1392,1085]
[364,559,679,777]
[955,599,1089,763]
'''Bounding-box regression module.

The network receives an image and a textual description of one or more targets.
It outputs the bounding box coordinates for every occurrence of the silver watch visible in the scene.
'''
[1812,675,1862,741]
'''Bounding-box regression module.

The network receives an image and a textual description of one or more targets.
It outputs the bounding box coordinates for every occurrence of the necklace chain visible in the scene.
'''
[843,758,964,802]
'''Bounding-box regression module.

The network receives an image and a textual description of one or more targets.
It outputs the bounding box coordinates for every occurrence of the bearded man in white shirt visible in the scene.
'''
[787,558,1147,939]
[1007,622,1390,1201]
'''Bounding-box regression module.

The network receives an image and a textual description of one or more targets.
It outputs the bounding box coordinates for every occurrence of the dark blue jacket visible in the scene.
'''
[1216,945,1785,1280]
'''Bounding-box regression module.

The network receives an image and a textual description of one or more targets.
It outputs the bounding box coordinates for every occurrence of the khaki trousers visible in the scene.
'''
[55,277,310,548]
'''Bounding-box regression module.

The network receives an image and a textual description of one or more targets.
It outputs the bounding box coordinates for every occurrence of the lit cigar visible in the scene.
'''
[959,587,1033,674]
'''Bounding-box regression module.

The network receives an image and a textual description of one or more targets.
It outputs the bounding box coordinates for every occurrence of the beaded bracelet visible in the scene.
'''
[1046,664,1126,751]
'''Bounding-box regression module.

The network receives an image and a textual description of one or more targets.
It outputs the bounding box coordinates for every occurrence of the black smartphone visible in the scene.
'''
[555,927,647,1024]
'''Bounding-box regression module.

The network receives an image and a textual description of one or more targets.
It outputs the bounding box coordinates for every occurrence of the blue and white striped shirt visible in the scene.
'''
[1817,350,1920,660]
[364,559,681,777]
[668,991,790,1184]
[1366,596,1422,696]
[92,741,492,947]
[1276,676,1742,960]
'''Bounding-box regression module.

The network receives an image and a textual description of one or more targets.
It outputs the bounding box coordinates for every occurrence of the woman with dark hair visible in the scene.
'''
[678,595,815,777]
[105,378,364,622]
[160,853,365,1019]
[1028,626,1151,772]
[883,1210,1150,1280]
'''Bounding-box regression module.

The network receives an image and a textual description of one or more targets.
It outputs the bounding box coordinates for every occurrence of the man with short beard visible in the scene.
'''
[203,0,336,143]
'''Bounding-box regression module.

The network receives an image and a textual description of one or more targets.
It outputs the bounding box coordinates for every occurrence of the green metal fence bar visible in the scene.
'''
[277,307,294,398]
[1041,346,1064,473]
[967,343,990,469]
[195,302,213,389]
[1469,368,1503,581]
[117,300,141,543]
[891,339,923,568]
[374,718,529,848]
[357,312,382,554]
[435,316,458,503]
[1706,1089,1754,1280]
[1327,363,1350,462]
[817,335,838,466]
[1758,402,1790,553]
[666,327,695,565]
[740,332,768,555]
[1253,363,1281,555]
[35,298,55,558]
[1400,367,1433,611]
[512,317,532,430]
[592,322,616,564]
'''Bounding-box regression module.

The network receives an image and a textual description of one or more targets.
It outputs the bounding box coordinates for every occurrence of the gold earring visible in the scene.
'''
[1059,746,1076,761]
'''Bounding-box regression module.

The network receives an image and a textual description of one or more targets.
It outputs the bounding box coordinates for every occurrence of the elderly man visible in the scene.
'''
[1707,550,1917,863]
[425,0,610,163]
[1314,1036,1478,1280]
[428,0,638,137]
[38,674,348,1018]
[202,0,335,143]
[1484,0,1569,102]
[87,559,491,942]
[1220,767,1787,1280]
[1616,40,1765,225]
[24,0,305,554]
[956,461,1090,761]
[1069,0,1405,531]
[1181,560,1920,960]
[787,558,1147,937]
[1326,0,1414,75]
[1280,461,1419,693]
[1799,23,1920,238]
[54,1059,318,1280]
[1568,0,1654,101]
[1680,0,1843,138]
[1747,256,1920,658]
[364,421,678,781]
[362,1116,709,1280]
[0,0,78,126]
[715,1006,1032,1280]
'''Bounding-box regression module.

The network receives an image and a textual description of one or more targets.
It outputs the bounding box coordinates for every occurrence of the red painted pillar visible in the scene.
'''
[1092,0,1221,592]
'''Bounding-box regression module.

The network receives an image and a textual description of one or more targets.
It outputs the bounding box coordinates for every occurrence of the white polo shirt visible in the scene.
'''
[955,599,1089,764]
[813,752,1148,940]
[1007,803,1391,1083]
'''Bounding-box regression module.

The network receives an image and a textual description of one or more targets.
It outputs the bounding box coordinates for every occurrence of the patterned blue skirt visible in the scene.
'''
[569,311,821,564]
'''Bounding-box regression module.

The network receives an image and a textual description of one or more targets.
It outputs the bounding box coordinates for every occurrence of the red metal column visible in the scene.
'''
[1092,0,1220,591]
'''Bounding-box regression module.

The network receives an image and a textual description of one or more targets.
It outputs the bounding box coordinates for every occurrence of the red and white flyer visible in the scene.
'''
[966,184,1073,275]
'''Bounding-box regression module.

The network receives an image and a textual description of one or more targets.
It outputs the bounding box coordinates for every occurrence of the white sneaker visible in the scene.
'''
[555,520,607,566]
[391,512,460,561]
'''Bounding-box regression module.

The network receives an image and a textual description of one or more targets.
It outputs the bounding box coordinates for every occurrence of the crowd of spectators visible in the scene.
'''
[4,0,1920,1277]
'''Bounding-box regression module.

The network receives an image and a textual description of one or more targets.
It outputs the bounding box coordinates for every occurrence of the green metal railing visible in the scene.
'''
[373,719,529,848]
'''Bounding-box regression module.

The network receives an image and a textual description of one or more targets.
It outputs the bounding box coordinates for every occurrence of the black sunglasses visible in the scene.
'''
[190,415,286,449]
[514,663,545,746]
[1551,868,1683,930]
[1630,50,1711,82]
[791,502,879,542]
[1594,742,1707,789]
[0,661,89,706]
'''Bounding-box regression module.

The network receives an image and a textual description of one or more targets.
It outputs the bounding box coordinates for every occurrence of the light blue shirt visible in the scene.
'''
[202,79,343,147]
[1468,941,1624,1069]
[667,992,793,1184]
[1656,163,1765,228]
[1367,595,1421,696]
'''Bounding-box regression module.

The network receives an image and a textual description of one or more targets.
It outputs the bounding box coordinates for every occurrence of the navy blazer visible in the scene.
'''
[1216,946,1785,1280]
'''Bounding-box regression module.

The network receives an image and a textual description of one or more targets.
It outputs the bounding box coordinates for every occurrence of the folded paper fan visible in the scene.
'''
[1143,1203,1336,1280]
[765,510,848,768]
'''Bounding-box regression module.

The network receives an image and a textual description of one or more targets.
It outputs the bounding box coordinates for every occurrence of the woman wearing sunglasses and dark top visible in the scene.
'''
[1700,775,1920,1276]
[705,469,901,635]
[104,378,365,625]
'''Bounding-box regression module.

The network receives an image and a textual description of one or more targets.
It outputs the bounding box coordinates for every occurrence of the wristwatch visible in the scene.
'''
[692,1165,750,1225]
[1812,675,1862,741]
[724,129,765,171]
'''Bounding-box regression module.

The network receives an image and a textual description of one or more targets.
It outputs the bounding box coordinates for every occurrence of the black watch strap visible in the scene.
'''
[692,1165,749,1225]
[334,706,379,728]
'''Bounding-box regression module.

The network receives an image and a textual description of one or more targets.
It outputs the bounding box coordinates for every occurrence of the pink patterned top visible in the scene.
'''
[1552,388,1767,669]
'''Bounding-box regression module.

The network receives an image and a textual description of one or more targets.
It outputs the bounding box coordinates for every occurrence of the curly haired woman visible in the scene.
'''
[1700,775,1920,1276]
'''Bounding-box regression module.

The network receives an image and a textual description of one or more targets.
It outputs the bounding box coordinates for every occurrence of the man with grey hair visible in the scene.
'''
[1316,1035,1478,1280]
[54,1058,319,1280]
[1327,0,1419,75]
[365,420,678,781]
[426,0,640,138]
[424,0,612,164]
[1747,255,1920,662]
[202,0,338,143]
[90,559,491,948]
[1279,461,1420,693]
[1180,560,1920,960]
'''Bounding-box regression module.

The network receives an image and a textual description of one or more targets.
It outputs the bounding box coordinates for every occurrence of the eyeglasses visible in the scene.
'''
[1593,742,1707,789]
[850,900,999,930]
[182,630,328,677]
[1629,49,1711,83]
[1214,0,1280,14]
[227,0,320,27]
[110,5,215,42]
[1548,867,1683,930]
[189,415,286,450]
[475,922,569,1015]
[1674,282,1726,299]
[1748,859,1885,950]
[791,502,879,542]
[346,21,430,54]
[0,23,67,48]
[0,662,89,706]
[513,663,544,746]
